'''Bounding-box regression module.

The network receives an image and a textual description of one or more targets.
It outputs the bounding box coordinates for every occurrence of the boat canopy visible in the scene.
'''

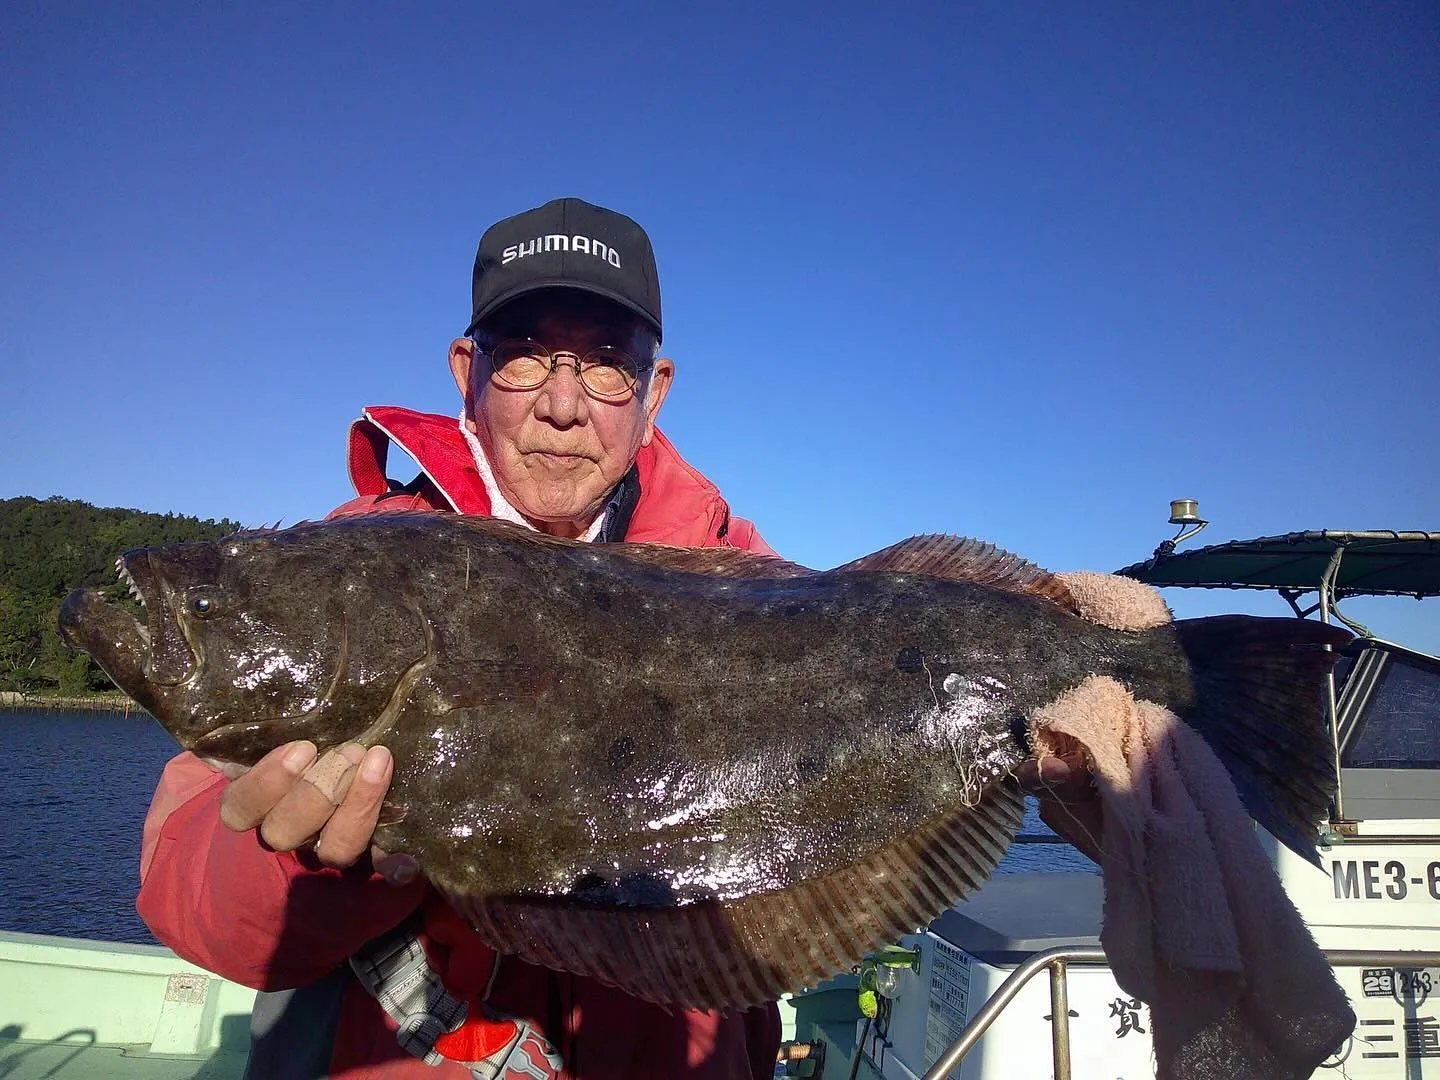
[1116,530,1440,600]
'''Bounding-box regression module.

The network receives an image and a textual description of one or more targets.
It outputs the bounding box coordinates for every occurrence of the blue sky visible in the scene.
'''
[2,3,1436,650]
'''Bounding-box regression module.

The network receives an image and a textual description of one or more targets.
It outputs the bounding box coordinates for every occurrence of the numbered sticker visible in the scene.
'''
[1332,859,1440,902]
[1361,967,1438,1008]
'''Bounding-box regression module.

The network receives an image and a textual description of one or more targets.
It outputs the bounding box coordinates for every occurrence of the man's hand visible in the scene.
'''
[1014,755,1104,864]
[218,740,418,884]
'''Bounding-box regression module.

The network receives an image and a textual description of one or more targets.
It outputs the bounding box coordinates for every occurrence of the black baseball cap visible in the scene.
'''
[465,197,663,342]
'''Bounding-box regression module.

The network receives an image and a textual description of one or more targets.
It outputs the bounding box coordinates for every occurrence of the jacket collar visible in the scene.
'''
[347,406,732,545]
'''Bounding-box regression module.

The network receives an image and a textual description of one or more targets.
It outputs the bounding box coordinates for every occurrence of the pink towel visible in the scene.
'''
[1031,676,1355,1080]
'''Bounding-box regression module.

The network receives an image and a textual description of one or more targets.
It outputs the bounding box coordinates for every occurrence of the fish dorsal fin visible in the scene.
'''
[835,534,1078,611]
[446,782,1024,1012]
[605,543,816,580]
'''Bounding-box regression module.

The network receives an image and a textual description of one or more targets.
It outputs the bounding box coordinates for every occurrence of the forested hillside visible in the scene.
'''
[0,496,240,693]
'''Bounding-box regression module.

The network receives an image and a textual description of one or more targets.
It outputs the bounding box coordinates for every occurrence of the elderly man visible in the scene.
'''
[137,198,1098,1080]
[137,199,782,1079]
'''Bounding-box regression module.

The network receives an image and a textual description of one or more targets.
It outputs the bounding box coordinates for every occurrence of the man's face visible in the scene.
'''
[449,293,673,538]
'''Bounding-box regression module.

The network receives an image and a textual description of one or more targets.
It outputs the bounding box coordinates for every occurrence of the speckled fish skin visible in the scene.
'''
[59,513,1198,906]
[59,512,1352,1010]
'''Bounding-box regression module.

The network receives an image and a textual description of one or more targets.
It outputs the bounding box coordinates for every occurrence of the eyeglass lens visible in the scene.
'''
[490,341,641,398]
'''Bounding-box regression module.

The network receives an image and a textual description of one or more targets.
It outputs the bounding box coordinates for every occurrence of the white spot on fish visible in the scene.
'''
[232,650,315,691]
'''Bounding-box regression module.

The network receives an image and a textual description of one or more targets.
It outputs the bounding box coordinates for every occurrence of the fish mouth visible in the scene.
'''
[59,551,200,694]
[58,585,151,701]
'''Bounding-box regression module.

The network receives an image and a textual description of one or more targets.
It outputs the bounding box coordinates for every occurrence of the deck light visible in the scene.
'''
[1168,499,1202,525]
[873,959,915,1000]
[856,945,922,1015]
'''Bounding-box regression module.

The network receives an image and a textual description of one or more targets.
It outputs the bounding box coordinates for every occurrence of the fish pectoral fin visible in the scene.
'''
[833,535,1078,611]
[442,782,1025,1013]
[376,801,408,828]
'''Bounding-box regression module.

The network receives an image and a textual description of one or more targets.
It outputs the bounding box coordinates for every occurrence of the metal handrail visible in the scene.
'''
[919,947,1106,1080]
[919,946,1440,1080]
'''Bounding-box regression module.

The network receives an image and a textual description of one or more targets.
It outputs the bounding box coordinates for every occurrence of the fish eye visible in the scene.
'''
[189,591,221,618]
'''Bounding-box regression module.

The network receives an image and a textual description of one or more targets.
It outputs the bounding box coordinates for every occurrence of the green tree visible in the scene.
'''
[0,584,31,690]
[0,496,242,693]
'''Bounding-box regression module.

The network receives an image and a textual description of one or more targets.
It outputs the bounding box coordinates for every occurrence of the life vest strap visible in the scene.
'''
[350,921,562,1078]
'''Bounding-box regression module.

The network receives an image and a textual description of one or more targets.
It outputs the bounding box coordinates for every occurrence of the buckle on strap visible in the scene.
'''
[349,924,466,1066]
[349,923,563,1078]
[450,1015,564,1079]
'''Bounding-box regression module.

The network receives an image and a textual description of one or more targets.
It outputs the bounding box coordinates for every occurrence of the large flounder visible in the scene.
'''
[59,513,1345,1011]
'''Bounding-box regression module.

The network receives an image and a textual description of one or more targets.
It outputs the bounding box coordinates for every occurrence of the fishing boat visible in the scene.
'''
[0,932,254,1077]
[780,510,1440,1079]
[2,512,1436,1079]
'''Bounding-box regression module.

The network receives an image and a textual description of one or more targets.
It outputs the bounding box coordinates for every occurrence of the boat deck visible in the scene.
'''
[0,932,256,1080]
[0,1034,245,1079]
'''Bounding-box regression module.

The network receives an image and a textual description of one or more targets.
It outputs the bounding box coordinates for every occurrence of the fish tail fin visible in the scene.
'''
[1175,615,1351,864]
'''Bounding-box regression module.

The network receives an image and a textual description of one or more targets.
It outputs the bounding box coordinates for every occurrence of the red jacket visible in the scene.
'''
[137,408,782,1079]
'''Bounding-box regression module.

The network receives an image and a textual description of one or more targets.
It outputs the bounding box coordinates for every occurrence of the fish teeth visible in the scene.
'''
[115,560,145,608]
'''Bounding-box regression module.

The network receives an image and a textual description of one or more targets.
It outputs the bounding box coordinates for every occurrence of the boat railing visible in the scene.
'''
[919,946,1440,1080]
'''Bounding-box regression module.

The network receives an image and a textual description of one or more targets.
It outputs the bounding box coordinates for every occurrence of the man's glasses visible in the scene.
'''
[482,339,650,401]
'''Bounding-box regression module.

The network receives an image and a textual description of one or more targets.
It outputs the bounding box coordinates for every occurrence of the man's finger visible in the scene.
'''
[219,741,318,832]
[314,746,393,868]
[372,846,420,886]
[259,744,365,852]
[1015,756,1097,805]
